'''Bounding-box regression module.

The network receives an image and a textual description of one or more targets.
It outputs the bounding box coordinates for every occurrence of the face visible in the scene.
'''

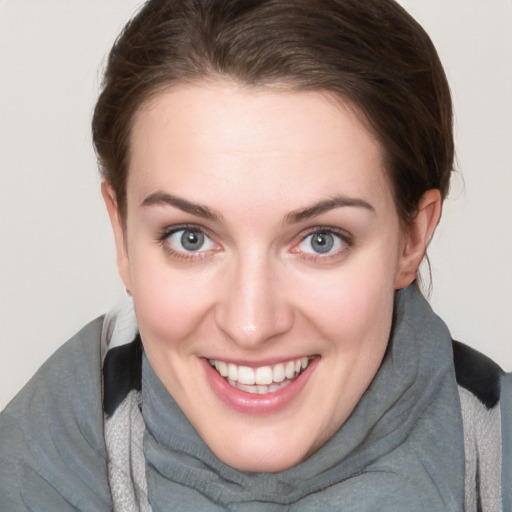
[105,81,435,472]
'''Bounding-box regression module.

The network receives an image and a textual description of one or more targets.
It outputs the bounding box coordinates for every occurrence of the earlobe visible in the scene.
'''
[101,182,132,292]
[394,189,442,290]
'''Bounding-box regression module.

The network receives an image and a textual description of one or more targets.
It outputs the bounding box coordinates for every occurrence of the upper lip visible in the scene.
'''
[202,355,316,367]
[207,356,314,386]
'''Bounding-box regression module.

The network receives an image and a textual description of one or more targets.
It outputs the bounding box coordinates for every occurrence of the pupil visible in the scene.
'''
[181,230,204,251]
[311,232,334,253]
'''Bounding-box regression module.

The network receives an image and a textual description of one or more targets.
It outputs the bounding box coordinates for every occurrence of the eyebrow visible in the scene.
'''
[141,192,374,224]
[285,196,375,223]
[141,192,223,221]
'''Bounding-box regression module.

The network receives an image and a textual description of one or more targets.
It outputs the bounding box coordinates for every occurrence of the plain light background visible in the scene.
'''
[0,0,511,410]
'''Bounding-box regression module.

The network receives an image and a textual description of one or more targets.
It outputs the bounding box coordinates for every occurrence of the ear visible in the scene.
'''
[394,189,442,290]
[101,181,132,293]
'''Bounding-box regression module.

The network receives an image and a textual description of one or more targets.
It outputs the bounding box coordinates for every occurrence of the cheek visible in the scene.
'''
[296,241,399,345]
[129,252,217,344]
[304,279,394,357]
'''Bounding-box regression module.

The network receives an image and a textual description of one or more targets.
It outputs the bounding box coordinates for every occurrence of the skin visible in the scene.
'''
[103,81,441,472]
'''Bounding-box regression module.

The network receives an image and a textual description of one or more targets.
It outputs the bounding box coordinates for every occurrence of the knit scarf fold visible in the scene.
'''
[102,286,465,511]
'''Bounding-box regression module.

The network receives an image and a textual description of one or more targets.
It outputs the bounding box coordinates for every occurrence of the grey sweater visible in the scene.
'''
[1,287,510,510]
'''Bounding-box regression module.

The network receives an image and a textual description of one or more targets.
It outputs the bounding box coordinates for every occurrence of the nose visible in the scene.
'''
[215,252,294,349]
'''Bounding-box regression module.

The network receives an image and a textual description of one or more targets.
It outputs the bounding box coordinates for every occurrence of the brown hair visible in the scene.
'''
[92,0,453,223]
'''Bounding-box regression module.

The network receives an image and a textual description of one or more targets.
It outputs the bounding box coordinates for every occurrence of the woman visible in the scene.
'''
[1,0,510,510]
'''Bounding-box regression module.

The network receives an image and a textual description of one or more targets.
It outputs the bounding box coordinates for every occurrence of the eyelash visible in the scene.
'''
[156,224,353,263]
[157,224,219,261]
[292,227,353,263]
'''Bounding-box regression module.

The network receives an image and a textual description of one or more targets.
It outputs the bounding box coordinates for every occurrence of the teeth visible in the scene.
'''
[215,360,228,377]
[285,361,295,379]
[255,366,273,385]
[227,363,238,381]
[273,363,285,383]
[209,357,311,388]
[238,366,255,385]
[228,379,292,395]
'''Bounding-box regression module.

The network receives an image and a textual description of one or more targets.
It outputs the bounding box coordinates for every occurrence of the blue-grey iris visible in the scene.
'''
[311,232,334,253]
[181,230,205,251]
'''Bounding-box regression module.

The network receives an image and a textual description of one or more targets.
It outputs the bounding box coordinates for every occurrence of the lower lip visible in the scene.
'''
[201,357,318,415]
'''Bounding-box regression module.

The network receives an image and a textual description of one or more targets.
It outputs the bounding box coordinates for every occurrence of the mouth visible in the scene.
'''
[208,357,312,395]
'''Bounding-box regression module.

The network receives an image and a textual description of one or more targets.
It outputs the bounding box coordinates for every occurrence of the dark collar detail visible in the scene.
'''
[103,335,143,417]
[452,339,503,409]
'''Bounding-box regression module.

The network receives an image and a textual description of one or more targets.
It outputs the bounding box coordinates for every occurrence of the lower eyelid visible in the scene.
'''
[158,225,351,262]
[156,225,220,260]
[168,229,214,252]
[162,244,210,262]
[292,229,353,260]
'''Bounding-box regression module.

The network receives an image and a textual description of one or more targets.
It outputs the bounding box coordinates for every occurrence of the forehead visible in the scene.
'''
[127,82,391,211]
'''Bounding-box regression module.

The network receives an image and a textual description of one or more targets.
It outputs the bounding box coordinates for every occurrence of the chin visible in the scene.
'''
[203,423,326,473]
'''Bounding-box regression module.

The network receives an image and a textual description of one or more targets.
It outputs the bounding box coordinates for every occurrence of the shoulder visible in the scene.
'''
[0,317,112,511]
[452,340,505,512]
[1,316,105,426]
[501,371,512,511]
[452,340,503,409]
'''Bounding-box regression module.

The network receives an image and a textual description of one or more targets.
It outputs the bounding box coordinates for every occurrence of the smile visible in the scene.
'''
[208,357,311,395]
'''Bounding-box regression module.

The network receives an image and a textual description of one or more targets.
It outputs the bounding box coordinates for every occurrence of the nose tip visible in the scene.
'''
[217,293,293,348]
[215,259,294,348]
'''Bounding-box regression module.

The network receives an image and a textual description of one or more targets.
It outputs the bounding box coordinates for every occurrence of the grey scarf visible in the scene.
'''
[102,286,465,511]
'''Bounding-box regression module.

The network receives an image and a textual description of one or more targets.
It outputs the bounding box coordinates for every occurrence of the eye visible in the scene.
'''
[167,228,216,253]
[298,229,348,256]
